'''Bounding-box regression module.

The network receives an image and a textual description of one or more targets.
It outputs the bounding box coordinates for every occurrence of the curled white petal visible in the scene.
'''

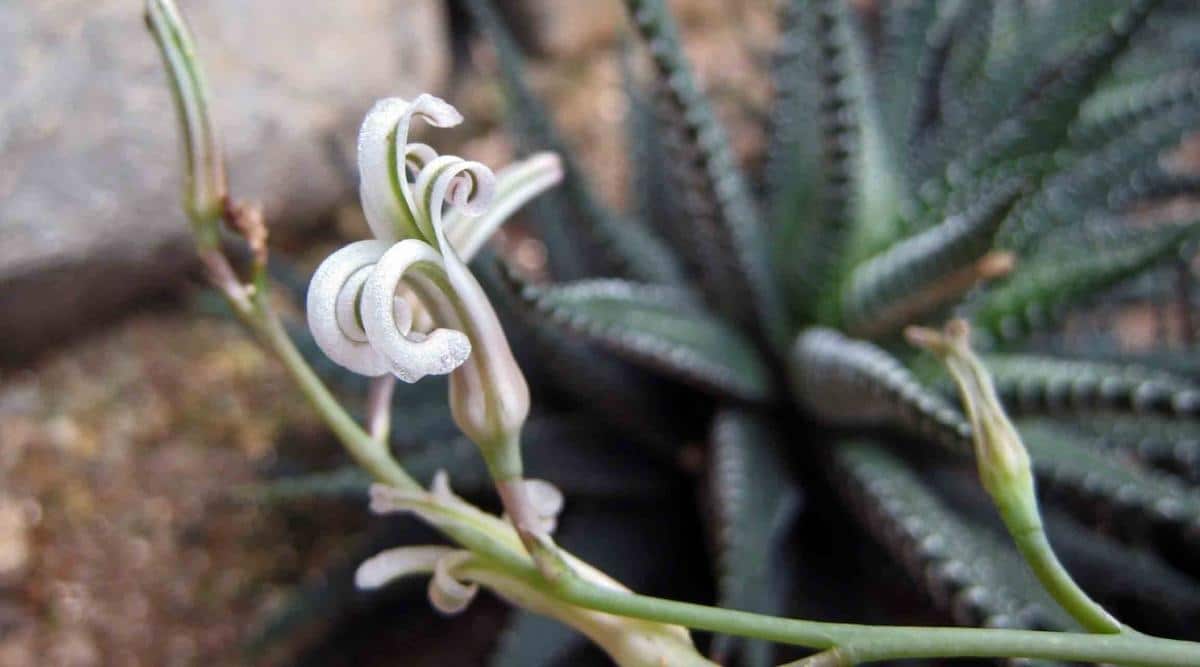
[306,240,392,376]
[361,239,472,383]
[358,94,464,243]
[412,154,496,246]
[404,142,439,175]
[500,478,564,535]
[445,152,564,261]
[525,479,564,523]
[354,545,455,590]
[428,551,478,615]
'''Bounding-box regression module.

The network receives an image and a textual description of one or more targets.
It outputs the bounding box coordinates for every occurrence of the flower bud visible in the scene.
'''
[906,320,1036,524]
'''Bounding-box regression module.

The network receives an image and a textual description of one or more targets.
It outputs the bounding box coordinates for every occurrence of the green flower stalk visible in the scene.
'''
[907,319,1123,635]
[145,0,226,250]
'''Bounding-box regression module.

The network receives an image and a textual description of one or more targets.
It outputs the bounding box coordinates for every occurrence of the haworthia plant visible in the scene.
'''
[214,0,1200,662]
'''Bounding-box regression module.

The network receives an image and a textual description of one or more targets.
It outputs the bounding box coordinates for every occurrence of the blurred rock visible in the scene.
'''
[0,497,31,581]
[0,0,448,364]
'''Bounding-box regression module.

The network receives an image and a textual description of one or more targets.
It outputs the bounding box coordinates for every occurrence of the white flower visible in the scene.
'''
[354,474,714,666]
[306,94,562,458]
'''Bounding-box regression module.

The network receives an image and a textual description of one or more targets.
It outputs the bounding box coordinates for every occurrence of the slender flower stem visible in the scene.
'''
[248,289,419,492]
[907,320,1122,634]
[461,553,1200,666]
[1008,525,1127,634]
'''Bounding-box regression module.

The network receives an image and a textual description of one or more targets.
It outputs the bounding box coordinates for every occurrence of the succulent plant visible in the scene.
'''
[149,0,1200,664]
[443,0,1200,662]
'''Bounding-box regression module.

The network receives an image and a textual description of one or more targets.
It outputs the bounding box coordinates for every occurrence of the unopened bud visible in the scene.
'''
[906,319,1035,520]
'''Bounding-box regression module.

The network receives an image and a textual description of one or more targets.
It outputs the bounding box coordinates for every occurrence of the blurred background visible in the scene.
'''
[0,1,775,664]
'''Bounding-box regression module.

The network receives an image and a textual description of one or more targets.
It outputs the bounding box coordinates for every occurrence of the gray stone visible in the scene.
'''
[0,0,448,363]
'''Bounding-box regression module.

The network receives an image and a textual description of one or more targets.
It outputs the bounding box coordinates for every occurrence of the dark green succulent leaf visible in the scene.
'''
[491,261,698,456]
[832,439,1077,631]
[879,0,942,144]
[939,2,994,102]
[707,409,802,667]
[802,0,859,282]
[405,416,680,500]
[967,219,1200,342]
[907,1,994,185]
[513,276,773,402]
[836,0,909,269]
[919,2,1120,186]
[790,328,970,451]
[1048,414,1200,484]
[764,0,824,323]
[465,0,684,285]
[622,40,688,258]
[252,415,678,507]
[1109,165,1200,211]
[1019,420,1200,543]
[781,0,908,322]
[983,353,1200,416]
[957,0,1162,177]
[1006,105,1200,251]
[1114,6,1200,83]
[841,176,1026,338]
[1073,68,1200,150]
[623,0,787,346]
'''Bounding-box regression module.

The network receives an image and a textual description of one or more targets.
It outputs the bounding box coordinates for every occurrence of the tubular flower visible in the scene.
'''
[306,94,563,476]
[354,473,716,667]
